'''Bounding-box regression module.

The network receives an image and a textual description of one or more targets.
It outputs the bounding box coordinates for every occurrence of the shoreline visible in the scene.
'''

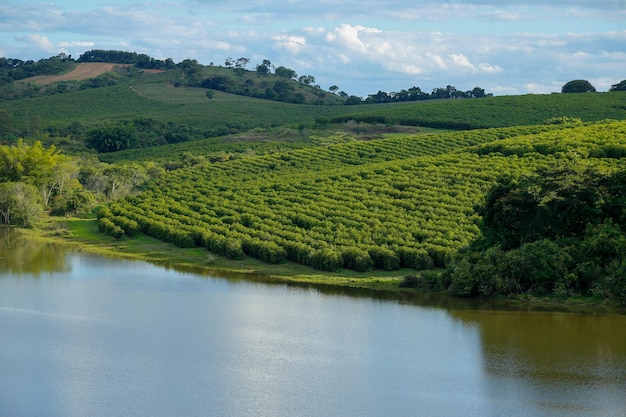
[14,218,625,315]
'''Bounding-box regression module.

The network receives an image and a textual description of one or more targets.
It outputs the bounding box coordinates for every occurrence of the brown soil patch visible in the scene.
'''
[26,63,123,85]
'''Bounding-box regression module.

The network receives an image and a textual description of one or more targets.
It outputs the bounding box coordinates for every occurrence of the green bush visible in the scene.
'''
[342,247,373,272]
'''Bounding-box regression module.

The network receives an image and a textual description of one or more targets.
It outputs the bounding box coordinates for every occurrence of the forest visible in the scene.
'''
[2,50,626,304]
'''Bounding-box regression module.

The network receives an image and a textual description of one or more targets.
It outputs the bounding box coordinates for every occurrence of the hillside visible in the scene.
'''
[25,63,123,85]
[1,52,625,157]
[99,120,626,273]
[332,92,626,129]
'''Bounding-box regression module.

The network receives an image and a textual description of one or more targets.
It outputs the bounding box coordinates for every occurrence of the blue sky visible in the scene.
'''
[1,0,625,96]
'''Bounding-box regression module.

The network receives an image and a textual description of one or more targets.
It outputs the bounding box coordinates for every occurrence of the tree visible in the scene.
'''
[86,122,138,153]
[609,80,626,92]
[469,87,486,98]
[297,75,315,86]
[0,182,42,227]
[275,66,296,79]
[256,63,270,75]
[345,95,363,105]
[562,79,596,93]
[328,85,339,94]
[235,57,250,69]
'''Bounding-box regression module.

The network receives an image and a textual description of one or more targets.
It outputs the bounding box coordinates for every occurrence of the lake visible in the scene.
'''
[1,231,625,417]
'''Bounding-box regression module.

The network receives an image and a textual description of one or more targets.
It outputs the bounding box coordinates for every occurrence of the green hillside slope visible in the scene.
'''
[334,92,626,129]
[99,120,626,272]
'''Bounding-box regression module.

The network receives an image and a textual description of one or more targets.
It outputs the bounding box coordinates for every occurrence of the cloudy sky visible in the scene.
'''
[1,0,625,96]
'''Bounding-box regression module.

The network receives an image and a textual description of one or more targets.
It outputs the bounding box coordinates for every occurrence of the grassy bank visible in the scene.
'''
[26,216,414,292]
[19,217,624,314]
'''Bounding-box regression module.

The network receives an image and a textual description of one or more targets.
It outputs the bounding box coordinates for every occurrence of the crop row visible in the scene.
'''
[100,121,626,271]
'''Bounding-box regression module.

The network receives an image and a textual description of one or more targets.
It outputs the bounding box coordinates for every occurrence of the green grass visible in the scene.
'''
[0,81,361,136]
[333,92,626,129]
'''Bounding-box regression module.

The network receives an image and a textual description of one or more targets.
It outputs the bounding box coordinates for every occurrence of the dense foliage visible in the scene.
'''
[77,50,176,69]
[0,140,84,225]
[0,139,165,224]
[97,121,626,281]
[445,162,626,304]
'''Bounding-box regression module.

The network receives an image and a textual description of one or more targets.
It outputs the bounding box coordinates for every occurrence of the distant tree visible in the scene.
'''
[328,85,339,94]
[256,63,270,75]
[86,122,138,153]
[469,87,486,98]
[273,80,292,95]
[205,90,215,100]
[562,79,596,93]
[235,57,250,69]
[298,75,315,86]
[345,95,363,105]
[275,66,297,79]
[609,80,626,92]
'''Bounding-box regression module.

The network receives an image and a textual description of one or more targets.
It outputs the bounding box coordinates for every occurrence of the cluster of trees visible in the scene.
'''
[350,85,492,105]
[561,79,626,93]
[0,140,86,225]
[445,162,626,304]
[0,139,162,226]
[85,118,203,153]
[77,50,176,70]
[198,58,328,104]
[201,75,308,104]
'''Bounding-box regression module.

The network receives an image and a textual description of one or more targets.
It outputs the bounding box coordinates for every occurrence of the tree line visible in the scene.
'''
[351,85,492,105]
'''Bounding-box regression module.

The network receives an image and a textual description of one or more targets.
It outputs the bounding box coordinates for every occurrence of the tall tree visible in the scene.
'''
[562,79,596,93]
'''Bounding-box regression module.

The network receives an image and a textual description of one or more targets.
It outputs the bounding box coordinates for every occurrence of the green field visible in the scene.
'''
[99,120,626,273]
[332,92,626,129]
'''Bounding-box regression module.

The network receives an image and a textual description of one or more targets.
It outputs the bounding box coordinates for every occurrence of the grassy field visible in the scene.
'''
[332,92,626,129]
[0,81,361,135]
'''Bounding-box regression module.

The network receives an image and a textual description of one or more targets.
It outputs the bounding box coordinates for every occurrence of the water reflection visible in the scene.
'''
[451,310,626,416]
[1,238,626,417]
[0,227,69,276]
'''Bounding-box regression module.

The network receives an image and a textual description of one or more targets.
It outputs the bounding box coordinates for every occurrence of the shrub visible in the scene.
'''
[310,248,343,271]
[342,247,373,272]
[368,246,400,271]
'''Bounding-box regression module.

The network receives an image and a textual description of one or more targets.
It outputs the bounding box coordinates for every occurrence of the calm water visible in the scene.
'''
[1,232,625,417]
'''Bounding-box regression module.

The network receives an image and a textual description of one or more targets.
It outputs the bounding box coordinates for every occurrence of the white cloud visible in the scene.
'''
[58,41,94,48]
[18,34,57,53]
[272,34,306,53]
[0,1,624,96]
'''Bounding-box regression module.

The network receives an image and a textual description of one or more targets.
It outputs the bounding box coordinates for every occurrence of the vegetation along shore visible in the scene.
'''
[2,50,626,310]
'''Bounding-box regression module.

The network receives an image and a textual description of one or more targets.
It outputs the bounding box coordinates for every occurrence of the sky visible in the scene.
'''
[0,0,625,97]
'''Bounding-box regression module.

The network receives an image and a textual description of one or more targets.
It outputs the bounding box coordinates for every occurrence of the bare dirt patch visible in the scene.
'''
[26,63,122,85]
